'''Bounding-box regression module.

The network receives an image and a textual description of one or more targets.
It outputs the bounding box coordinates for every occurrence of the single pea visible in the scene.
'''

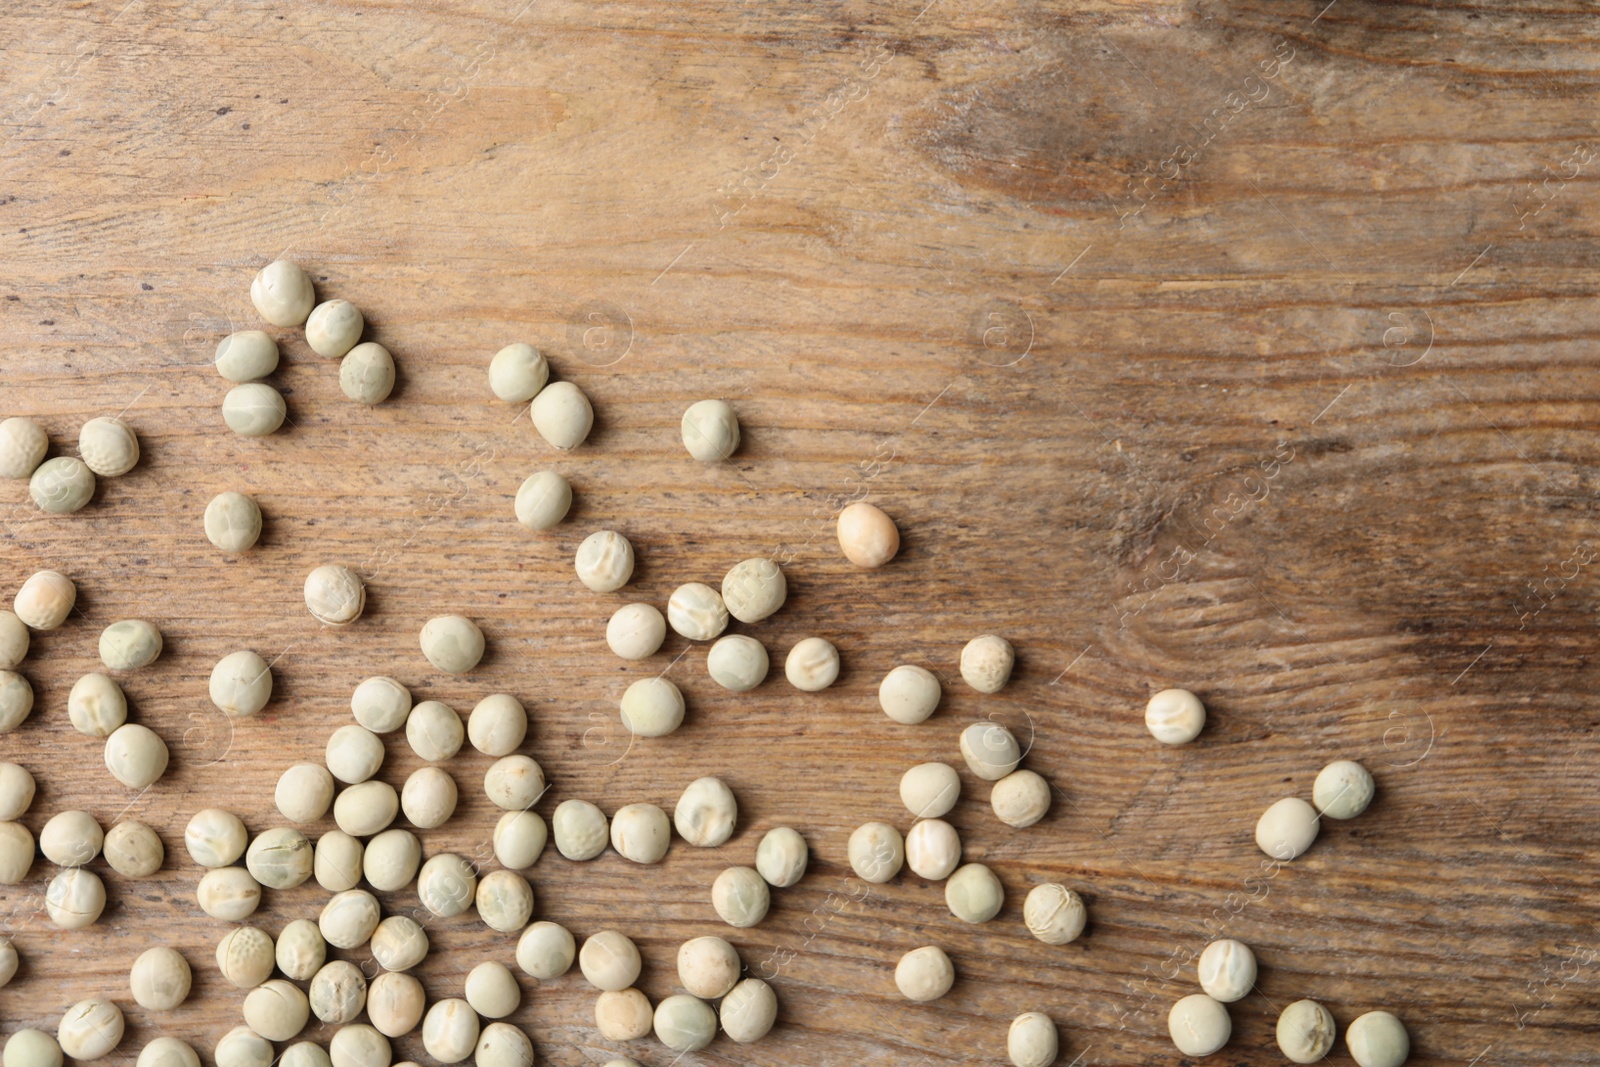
[515,921,574,979]
[552,799,608,860]
[900,762,960,819]
[222,383,287,437]
[407,700,465,761]
[130,946,191,1010]
[594,988,652,1041]
[320,889,381,949]
[721,556,787,622]
[680,399,739,461]
[0,671,31,733]
[274,1044,324,1067]
[14,570,74,630]
[4,1030,63,1067]
[209,650,273,718]
[991,769,1052,828]
[421,999,479,1065]
[402,766,458,829]
[946,862,1004,923]
[276,919,326,981]
[99,620,162,671]
[606,603,665,660]
[1277,999,1336,1064]
[464,960,521,1018]
[475,869,533,933]
[67,673,125,736]
[1314,759,1375,819]
[610,802,671,864]
[305,300,364,359]
[136,1037,199,1067]
[251,260,314,326]
[484,754,545,811]
[217,926,276,988]
[0,611,27,669]
[1145,688,1206,745]
[678,935,740,999]
[905,818,961,881]
[879,664,941,724]
[895,946,954,1001]
[1346,1011,1409,1067]
[1008,1012,1059,1067]
[195,867,260,921]
[29,456,95,514]
[78,417,139,477]
[712,866,770,928]
[46,867,106,928]
[309,960,368,1025]
[326,724,385,784]
[492,809,546,869]
[203,491,263,553]
[1256,797,1320,860]
[332,781,398,837]
[674,776,737,847]
[0,762,32,820]
[960,721,1022,780]
[57,999,123,1060]
[105,723,169,788]
[305,565,366,626]
[329,1027,388,1067]
[706,633,768,690]
[367,972,425,1038]
[416,853,476,918]
[1023,883,1086,944]
[0,822,33,883]
[243,978,311,1041]
[785,636,840,691]
[619,677,684,737]
[351,676,410,732]
[0,417,48,479]
[836,501,900,567]
[574,530,634,592]
[370,916,428,973]
[529,380,593,450]
[104,820,163,878]
[489,343,548,402]
[185,808,246,866]
[1198,939,1256,1002]
[340,342,395,404]
[960,634,1015,693]
[473,1023,531,1067]
[40,810,103,866]
[1168,993,1231,1057]
[848,821,904,883]
[721,977,778,1043]
[580,930,641,991]
[755,826,808,887]
[468,693,527,756]
[654,994,716,1053]
[513,470,571,530]
[215,330,279,382]
[0,939,20,990]
[419,616,485,674]
[667,582,728,641]
[246,826,314,889]
[276,763,336,824]
[213,1027,272,1067]
[315,831,365,892]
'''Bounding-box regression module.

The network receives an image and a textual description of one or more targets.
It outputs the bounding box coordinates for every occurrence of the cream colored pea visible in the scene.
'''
[0,943,17,989]
[1008,1012,1058,1067]
[402,766,458,829]
[895,946,954,1001]
[755,826,808,887]
[1198,939,1255,1002]
[196,867,260,921]
[465,961,521,1018]
[619,677,684,737]
[530,380,593,450]
[848,821,904,883]
[367,972,425,1038]
[330,1025,388,1067]
[280,1041,330,1067]
[681,399,739,461]
[1346,1011,1409,1067]
[1277,999,1336,1064]
[668,582,728,640]
[489,343,549,402]
[98,620,162,671]
[946,862,1004,923]
[905,819,961,881]
[103,820,163,877]
[57,1000,123,1060]
[222,383,287,437]
[251,260,314,326]
[900,762,960,819]
[30,456,95,513]
[315,831,364,891]
[130,946,191,1010]
[78,417,139,477]
[417,853,476,918]
[960,721,1022,780]
[306,565,366,626]
[210,650,273,718]
[722,556,786,622]
[244,979,310,1041]
[326,724,384,784]
[706,634,768,690]
[0,822,32,883]
[476,869,533,932]
[320,889,381,949]
[332,782,398,837]
[4,1030,62,1067]
[305,300,364,359]
[0,611,26,669]
[712,866,770,928]
[1024,883,1086,944]
[420,616,485,674]
[215,331,280,382]
[276,763,335,824]
[837,501,900,568]
[552,799,608,860]
[213,1027,272,1067]
[1314,759,1375,820]
[362,829,420,891]
[785,636,840,691]
[276,918,326,979]
[407,699,465,761]
[422,1000,479,1065]
[992,769,1052,828]
[473,1024,531,1067]
[46,868,106,928]
[606,603,664,660]
[217,926,276,988]
[879,664,941,724]
[960,634,1014,693]
[674,776,737,847]
[371,916,428,973]
[468,694,526,756]
[14,570,74,631]
[203,491,262,553]
[40,810,102,866]
[492,809,546,868]
[594,988,652,1041]
[0,762,31,820]
[310,960,368,1024]
[678,935,740,999]
[105,723,169,788]
[580,930,641,991]
[722,977,778,1043]
[513,470,571,530]
[352,676,411,732]
[1145,688,1206,745]
[484,755,545,810]
[0,671,31,733]
[1169,993,1230,1057]
[610,803,671,863]
[1257,797,1320,860]
[574,530,634,592]
[137,1037,200,1067]
[0,417,47,480]
[516,921,573,979]
[185,808,247,866]
[654,995,716,1053]
[340,342,395,404]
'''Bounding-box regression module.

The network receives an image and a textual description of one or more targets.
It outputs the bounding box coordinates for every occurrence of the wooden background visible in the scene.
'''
[1,1,1596,1064]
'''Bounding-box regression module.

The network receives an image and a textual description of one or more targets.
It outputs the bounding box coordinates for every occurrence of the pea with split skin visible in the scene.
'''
[309,960,368,1025]
[370,916,428,973]
[675,776,737,847]
[574,530,634,592]
[243,978,311,1042]
[57,1000,123,1061]
[367,971,425,1038]
[46,868,106,928]
[513,470,571,530]
[1197,939,1256,1003]
[1008,1012,1059,1067]
[755,826,808,887]
[489,343,548,403]
[204,491,263,553]
[721,977,778,1043]
[1168,993,1231,1057]
[680,399,739,461]
[250,260,314,326]
[421,999,479,1065]
[195,867,261,921]
[68,674,125,737]
[320,889,381,949]
[1024,883,1087,944]
[407,701,464,761]
[1145,688,1206,745]
[905,818,961,881]
[667,582,728,641]
[305,565,366,626]
[711,865,770,928]
[401,766,458,829]
[475,869,534,933]
[209,651,273,718]
[467,694,526,756]
[785,637,840,691]
[314,832,365,893]
[246,827,314,889]
[1277,999,1336,1064]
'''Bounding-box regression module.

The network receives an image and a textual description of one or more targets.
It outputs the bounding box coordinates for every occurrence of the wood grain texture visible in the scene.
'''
[0,1,1595,1064]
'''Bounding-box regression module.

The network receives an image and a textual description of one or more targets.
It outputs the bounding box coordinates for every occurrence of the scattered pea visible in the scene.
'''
[837,501,900,568]
[1168,993,1230,1057]
[246,826,314,889]
[594,988,652,1041]
[244,978,311,1041]
[195,866,261,921]
[0,822,32,883]
[1256,797,1320,860]
[610,803,671,864]
[105,723,169,788]
[489,343,549,402]
[78,417,139,477]
[251,260,314,326]
[673,776,737,847]
[552,799,608,860]
[276,763,335,824]
[667,582,728,640]
[1008,1013,1059,1067]
[104,820,163,878]
[483,754,545,811]
[475,869,533,933]
[712,865,770,927]
[14,570,74,631]
[905,818,961,881]
[217,926,276,988]
[946,862,1004,923]
[213,1027,272,1067]
[464,960,521,1018]
[314,831,365,892]
[785,636,840,691]
[879,664,941,724]
[0,611,26,670]
[419,615,485,674]
[1023,883,1086,944]
[57,999,123,1060]
[579,930,641,991]
[1314,759,1375,819]
[98,620,162,670]
[329,1025,388,1067]
[513,470,571,530]
[960,721,1022,780]
[326,724,384,784]
[137,1038,199,1067]
[1197,939,1255,1003]
[370,916,427,973]
[895,946,954,1002]
[721,557,786,622]
[900,762,960,819]
[755,826,808,887]
[186,808,246,866]
[332,781,398,837]
[1346,1011,1409,1067]
[406,699,465,760]
[619,677,684,737]
[367,972,425,1038]
[416,854,476,918]
[848,821,904,883]
[209,650,273,718]
[473,1024,530,1067]
[0,418,48,480]
[3,1030,62,1067]
[1145,688,1206,745]
[30,456,95,513]
[305,300,364,359]
[654,994,717,1053]
[721,977,778,1043]
[305,565,366,626]
[574,530,634,591]
[401,766,458,829]
[0,762,31,820]
[0,672,31,733]
[706,633,768,690]
[1277,999,1336,1064]
[468,693,527,756]
[492,809,546,869]
[215,331,280,382]
[680,399,739,461]
[991,769,1051,828]
[309,960,368,1025]
[40,810,103,866]
[605,602,665,660]
[222,383,287,437]
[529,380,593,450]
[352,676,411,732]
[515,921,574,979]
[46,867,106,928]
[319,889,381,949]
[340,342,395,404]
[678,935,740,999]
[960,634,1014,693]
[204,491,263,553]
[276,919,326,980]
[130,946,191,1010]
[66,674,124,736]
[422,1000,479,1065]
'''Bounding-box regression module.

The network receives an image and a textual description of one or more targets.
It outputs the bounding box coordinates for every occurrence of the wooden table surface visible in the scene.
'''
[2,2,1595,1065]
